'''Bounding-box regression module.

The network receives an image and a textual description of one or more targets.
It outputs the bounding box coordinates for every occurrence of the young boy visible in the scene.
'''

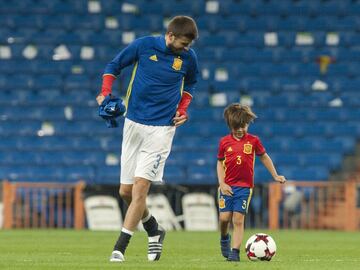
[217,104,286,261]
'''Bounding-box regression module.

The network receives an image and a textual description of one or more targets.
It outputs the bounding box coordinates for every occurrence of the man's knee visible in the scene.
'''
[131,178,151,203]
[119,185,132,203]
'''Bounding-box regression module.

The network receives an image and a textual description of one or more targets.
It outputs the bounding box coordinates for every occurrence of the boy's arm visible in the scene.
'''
[259,153,286,184]
[217,160,233,196]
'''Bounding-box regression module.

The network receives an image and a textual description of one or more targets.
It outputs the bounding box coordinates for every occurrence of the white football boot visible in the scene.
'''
[110,250,125,262]
[147,228,166,261]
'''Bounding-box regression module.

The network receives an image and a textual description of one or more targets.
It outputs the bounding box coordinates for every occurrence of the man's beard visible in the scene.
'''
[168,43,182,54]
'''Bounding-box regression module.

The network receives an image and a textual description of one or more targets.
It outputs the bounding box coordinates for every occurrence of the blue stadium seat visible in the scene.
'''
[59,32,85,45]
[197,15,222,33]
[0,14,14,30]
[16,136,68,151]
[277,32,296,47]
[271,153,302,167]
[0,151,37,165]
[60,166,95,183]
[75,136,107,151]
[187,165,217,185]
[13,15,44,30]
[163,1,195,17]
[234,32,264,48]
[192,90,211,107]
[33,74,62,89]
[245,16,281,31]
[31,29,66,45]
[239,77,271,92]
[73,29,93,45]
[0,105,64,120]
[172,136,219,152]
[67,15,104,31]
[86,30,119,46]
[201,33,227,47]
[81,60,107,75]
[348,3,360,16]
[137,1,164,15]
[10,74,33,89]
[163,165,186,184]
[0,120,41,136]
[339,32,360,48]
[95,165,120,185]
[70,106,97,120]
[280,16,306,31]
[306,16,336,31]
[64,74,92,90]
[300,153,342,171]
[176,151,216,167]
[279,166,329,181]
[219,1,255,16]
[36,151,64,165]
[100,0,123,15]
[0,165,32,181]
[0,136,18,150]
[52,1,87,14]
[318,1,348,16]
[255,167,272,183]
[341,92,360,106]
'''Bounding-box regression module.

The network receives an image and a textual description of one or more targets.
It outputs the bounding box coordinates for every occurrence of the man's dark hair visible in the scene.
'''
[166,16,198,40]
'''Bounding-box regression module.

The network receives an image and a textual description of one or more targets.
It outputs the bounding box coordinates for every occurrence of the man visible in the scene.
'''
[96,16,199,262]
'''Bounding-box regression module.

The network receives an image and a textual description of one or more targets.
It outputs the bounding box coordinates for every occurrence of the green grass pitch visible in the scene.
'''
[0,230,359,270]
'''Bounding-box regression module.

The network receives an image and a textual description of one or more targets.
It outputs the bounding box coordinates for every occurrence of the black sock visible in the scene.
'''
[143,216,159,237]
[221,234,230,240]
[113,231,132,254]
[232,248,240,254]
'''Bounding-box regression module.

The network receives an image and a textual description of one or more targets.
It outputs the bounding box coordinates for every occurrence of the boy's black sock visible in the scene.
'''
[221,233,230,240]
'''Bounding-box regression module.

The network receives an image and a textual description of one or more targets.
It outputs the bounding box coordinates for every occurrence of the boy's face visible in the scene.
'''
[232,124,249,139]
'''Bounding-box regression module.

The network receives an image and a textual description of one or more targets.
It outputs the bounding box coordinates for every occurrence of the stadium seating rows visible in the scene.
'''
[1,0,359,184]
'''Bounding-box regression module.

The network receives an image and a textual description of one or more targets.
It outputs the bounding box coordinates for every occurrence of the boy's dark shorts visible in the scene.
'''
[218,186,252,214]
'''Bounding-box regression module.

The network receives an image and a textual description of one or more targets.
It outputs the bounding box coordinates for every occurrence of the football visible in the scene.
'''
[245,233,277,261]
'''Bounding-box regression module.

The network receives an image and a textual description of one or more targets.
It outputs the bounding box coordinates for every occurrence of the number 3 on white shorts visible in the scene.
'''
[153,154,161,169]
[151,154,162,176]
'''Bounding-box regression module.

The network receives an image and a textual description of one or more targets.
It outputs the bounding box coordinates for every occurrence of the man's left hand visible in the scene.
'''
[173,111,187,127]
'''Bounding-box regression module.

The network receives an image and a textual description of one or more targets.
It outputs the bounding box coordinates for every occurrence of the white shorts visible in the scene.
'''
[120,118,176,184]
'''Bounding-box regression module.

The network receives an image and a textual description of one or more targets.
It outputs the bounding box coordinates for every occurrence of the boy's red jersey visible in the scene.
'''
[217,133,266,188]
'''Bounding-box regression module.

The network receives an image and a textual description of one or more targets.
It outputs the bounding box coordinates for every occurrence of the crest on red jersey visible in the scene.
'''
[243,143,252,154]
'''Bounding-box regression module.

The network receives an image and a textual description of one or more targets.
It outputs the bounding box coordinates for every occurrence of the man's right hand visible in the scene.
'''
[96,94,105,105]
